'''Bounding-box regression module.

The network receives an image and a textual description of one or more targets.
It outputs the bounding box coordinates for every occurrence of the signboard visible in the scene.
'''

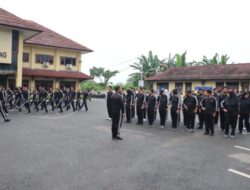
[194,86,213,91]
[0,28,12,64]
[138,80,144,87]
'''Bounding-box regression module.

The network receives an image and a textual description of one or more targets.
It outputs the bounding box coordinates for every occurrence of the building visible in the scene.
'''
[0,8,93,90]
[146,63,250,93]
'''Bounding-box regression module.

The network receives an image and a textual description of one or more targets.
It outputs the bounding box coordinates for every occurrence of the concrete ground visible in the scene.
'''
[0,99,249,190]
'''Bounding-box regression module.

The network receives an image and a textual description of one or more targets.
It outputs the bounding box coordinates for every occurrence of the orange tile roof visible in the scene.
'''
[24,20,93,52]
[0,8,41,32]
[23,68,93,80]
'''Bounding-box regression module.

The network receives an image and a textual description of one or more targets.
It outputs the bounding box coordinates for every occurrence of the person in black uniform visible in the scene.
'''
[110,86,124,140]
[169,89,181,129]
[6,88,14,108]
[213,88,219,126]
[14,87,23,112]
[125,89,134,123]
[69,87,76,111]
[238,92,250,134]
[183,90,198,132]
[131,88,136,119]
[0,86,8,114]
[81,90,89,111]
[22,86,31,113]
[33,88,40,111]
[48,87,55,111]
[197,90,205,130]
[40,87,48,113]
[157,89,168,128]
[76,89,82,110]
[106,86,113,120]
[201,90,217,136]
[0,87,10,122]
[221,89,239,138]
[218,86,228,131]
[53,89,63,113]
[136,88,145,125]
[146,89,156,126]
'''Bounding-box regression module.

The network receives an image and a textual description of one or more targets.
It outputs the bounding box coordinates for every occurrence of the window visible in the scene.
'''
[175,82,183,94]
[226,82,239,91]
[60,57,76,66]
[35,54,54,64]
[23,53,29,62]
[185,82,192,91]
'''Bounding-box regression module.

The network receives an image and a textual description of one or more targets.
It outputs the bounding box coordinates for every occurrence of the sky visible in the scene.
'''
[1,0,250,84]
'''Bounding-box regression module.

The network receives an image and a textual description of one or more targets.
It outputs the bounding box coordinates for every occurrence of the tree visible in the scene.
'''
[220,54,230,65]
[158,53,176,71]
[201,53,229,65]
[102,70,119,86]
[89,67,119,86]
[175,51,187,67]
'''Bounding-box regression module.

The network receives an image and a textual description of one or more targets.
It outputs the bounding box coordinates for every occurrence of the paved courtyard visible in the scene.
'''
[0,99,249,190]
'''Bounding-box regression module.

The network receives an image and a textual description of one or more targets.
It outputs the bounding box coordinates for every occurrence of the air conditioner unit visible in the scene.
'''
[43,62,49,67]
[66,64,73,69]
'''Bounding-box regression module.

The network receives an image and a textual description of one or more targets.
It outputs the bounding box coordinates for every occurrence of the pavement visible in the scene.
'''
[0,99,249,190]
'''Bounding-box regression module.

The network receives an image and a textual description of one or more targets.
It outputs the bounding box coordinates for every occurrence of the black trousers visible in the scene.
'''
[171,108,178,128]
[71,100,75,111]
[198,111,205,129]
[132,105,135,118]
[147,107,155,125]
[0,104,8,121]
[126,106,132,122]
[76,100,81,110]
[81,100,88,111]
[220,109,226,130]
[204,113,214,134]
[111,111,122,138]
[41,101,48,112]
[159,109,167,126]
[239,113,250,133]
[54,100,63,112]
[214,111,219,125]
[186,112,195,129]
[136,107,143,124]
[25,102,31,113]
[225,113,237,135]
[107,104,112,118]
[143,108,146,119]
[183,110,188,127]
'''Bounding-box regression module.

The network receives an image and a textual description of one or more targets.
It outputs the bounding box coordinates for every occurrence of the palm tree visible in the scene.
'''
[220,54,230,65]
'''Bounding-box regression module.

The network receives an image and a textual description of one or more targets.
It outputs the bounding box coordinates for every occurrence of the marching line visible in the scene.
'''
[234,146,250,152]
[228,169,250,179]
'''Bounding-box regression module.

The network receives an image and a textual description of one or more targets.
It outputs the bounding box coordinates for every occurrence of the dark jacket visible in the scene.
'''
[239,98,250,114]
[221,94,239,115]
[157,94,168,110]
[201,96,217,114]
[111,93,124,114]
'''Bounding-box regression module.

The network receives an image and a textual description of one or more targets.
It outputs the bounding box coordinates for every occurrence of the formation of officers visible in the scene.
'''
[107,85,250,140]
[0,85,90,122]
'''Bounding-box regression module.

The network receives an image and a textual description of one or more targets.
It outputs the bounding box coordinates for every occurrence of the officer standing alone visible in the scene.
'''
[110,86,124,140]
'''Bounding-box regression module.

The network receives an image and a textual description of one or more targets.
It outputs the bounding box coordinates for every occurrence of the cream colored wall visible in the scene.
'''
[23,45,81,72]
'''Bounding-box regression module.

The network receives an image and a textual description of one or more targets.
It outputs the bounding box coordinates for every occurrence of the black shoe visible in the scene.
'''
[204,132,209,135]
[4,119,10,122]
[116,136,123,140]
[197,127,203,130]
[210,133,214,136]
[125,121,131,123]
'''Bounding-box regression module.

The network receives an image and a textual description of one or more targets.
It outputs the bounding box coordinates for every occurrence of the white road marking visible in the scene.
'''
[235,146,250,152]
[228,169,250,179]
[28,112,74,120]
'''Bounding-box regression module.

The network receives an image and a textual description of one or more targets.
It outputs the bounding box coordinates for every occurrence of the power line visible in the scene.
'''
[105,57,137,68]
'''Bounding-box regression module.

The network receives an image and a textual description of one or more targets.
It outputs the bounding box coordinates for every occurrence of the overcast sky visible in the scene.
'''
[1,0,250,83]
